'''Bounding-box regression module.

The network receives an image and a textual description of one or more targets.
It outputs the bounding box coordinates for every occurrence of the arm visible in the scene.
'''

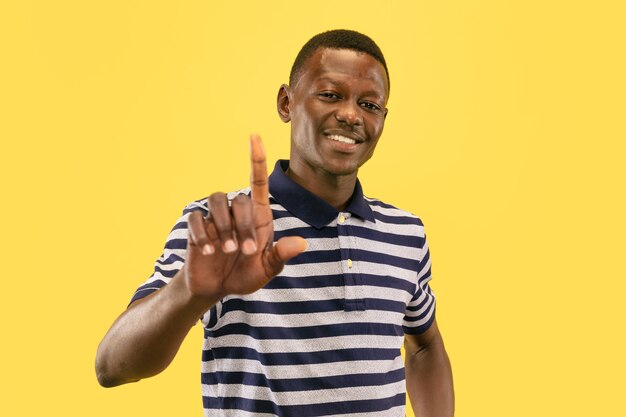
[95,135,307,387]
[404,319,455,417]
[95,269,218,387]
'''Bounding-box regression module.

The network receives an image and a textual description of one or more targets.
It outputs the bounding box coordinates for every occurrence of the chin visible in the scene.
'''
[323,160,361,177]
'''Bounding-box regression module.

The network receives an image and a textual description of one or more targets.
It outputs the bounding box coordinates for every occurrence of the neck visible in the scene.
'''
[286,161,357,211]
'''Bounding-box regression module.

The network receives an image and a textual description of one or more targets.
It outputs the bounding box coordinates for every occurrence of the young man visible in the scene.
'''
[96,30,454,417]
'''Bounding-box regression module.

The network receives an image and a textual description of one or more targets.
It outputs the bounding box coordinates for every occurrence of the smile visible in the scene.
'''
[327,134,357,145]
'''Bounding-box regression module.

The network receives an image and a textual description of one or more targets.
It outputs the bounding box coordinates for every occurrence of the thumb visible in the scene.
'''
[265,236,307,276]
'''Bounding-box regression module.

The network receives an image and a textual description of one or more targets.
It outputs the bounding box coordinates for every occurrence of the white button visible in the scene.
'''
[347,259,353,268]
[338,214,346,224]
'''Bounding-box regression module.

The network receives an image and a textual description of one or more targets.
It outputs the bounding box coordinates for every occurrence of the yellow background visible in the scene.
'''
[2,1,625,416]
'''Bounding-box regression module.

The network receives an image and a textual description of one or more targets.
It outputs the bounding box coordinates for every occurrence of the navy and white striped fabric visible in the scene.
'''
[131,160,436,417]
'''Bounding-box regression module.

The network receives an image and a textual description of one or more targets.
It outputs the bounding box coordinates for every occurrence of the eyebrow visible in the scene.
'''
[315,76,387,100]
[316,76,342,86]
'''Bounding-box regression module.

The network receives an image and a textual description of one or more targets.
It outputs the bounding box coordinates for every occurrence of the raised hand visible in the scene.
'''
[184,134,307,300]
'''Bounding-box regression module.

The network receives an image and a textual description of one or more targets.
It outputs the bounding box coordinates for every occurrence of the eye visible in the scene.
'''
[319,91,340,100]
[361,102,382,112]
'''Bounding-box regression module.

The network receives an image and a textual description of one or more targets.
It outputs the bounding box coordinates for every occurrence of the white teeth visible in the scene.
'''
[328,134,356,144]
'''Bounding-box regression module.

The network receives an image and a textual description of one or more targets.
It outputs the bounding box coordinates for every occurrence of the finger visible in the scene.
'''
[265,236,307,276]
[231,194,257,255]
[208,192,237,253]
[187,211,214,255]
[249,134,269,206]
[205,218,219,243]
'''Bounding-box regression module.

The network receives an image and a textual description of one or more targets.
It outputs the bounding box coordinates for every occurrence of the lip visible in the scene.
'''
[323,133,361,153]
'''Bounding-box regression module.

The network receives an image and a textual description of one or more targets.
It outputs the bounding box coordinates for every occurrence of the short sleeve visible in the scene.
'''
[402,236,436,335]
[129,199,208,305]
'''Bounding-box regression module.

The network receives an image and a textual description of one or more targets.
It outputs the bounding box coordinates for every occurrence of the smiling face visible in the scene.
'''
[278,48,389,181]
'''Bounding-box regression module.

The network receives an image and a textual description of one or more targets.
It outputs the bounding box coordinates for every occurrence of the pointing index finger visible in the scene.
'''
[249,134,269,206]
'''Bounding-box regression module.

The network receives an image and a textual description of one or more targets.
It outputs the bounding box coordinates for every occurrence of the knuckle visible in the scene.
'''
[208,192,227,205]
[215,221,232,234]
[235,219,253,231]
[232,194,251,206]
[189,209,203,222]
[206,222,219,240]
[187,212,198,226]
[187,213,200,230]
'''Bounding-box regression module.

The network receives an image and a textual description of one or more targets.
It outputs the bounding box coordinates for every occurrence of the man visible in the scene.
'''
[96,29,454,416]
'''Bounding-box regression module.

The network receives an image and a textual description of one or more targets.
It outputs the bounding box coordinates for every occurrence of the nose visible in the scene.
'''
[335,100,363,126]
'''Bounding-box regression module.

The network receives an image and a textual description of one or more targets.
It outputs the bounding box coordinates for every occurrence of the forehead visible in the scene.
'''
[298,48,389,97]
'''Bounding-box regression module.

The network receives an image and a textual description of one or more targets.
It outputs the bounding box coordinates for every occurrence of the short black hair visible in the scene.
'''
[289,29,390,91]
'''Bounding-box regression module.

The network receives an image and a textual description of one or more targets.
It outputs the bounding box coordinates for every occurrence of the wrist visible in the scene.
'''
[168,269,223,323]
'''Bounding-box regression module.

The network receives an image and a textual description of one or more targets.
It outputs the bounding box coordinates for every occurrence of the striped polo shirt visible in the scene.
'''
[131,160,436,417]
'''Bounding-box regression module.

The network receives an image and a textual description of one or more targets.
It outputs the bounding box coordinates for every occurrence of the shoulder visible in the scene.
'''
[363,196,430,264]
[364,195,425,229]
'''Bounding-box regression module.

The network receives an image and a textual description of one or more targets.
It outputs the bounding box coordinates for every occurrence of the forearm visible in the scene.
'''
[405,338,455,417]
[95,269,218,387]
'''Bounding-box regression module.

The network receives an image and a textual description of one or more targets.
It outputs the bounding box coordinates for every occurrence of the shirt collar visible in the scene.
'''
[268,160,375,229]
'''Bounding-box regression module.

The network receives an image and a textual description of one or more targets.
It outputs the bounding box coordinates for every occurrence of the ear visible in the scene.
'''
[277,84,291,123]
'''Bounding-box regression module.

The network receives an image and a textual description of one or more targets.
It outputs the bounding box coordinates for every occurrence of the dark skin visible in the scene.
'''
[277,48,388,209]
[96,47,454,416]
[95,136,307,386]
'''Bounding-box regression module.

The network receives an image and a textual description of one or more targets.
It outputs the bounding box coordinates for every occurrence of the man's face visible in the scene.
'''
[279,48,389,178]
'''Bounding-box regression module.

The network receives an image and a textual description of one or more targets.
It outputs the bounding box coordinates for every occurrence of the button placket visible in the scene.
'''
[338,212,350,273]
[338,213,365,311]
